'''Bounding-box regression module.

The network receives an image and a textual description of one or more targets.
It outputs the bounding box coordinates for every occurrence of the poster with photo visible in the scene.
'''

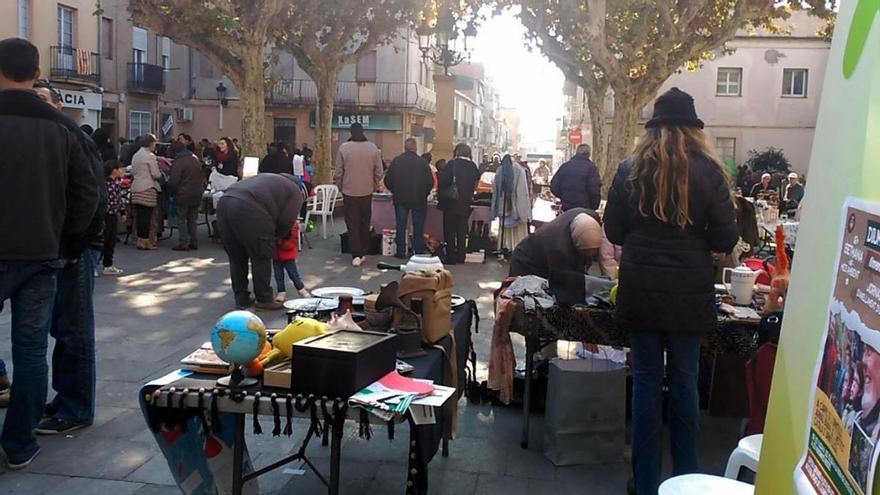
[796,199,880,495]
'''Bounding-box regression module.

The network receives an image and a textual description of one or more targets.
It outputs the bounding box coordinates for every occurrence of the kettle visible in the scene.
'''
[722,265,760,306]
[377,254,444,273]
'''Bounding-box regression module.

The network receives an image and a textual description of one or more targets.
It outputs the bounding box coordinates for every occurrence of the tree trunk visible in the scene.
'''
[313,70,338,185]
[605,89,643,188]
[237,52,268,160]
[585,77,609,185]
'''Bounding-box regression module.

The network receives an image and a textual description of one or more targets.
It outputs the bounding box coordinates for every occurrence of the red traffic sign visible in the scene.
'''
[568,129,583,145]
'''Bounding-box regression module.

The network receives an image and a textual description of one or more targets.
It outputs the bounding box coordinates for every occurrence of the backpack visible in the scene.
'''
[398,269,454,344]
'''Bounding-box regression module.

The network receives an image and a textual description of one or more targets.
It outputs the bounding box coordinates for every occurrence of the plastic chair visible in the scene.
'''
[659,474,754,495]
[724,434,763,480]
[304,184,339,239]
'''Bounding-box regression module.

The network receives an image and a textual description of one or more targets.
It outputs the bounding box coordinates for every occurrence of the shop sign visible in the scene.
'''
[58,89,102,110]
[309,111,403,131]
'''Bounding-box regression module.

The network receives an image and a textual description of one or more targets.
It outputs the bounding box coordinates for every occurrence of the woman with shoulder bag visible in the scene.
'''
[603,88,739,495]
[130,134,162,250]
[438,143,480,265]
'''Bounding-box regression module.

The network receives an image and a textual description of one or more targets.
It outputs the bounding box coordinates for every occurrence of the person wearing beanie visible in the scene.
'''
[508,207,601,279]
[604,87,738,494]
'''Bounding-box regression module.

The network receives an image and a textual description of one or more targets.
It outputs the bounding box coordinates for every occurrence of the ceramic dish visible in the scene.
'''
[451,295,466,308]
[311,287,367,298]
[283,298,338,312]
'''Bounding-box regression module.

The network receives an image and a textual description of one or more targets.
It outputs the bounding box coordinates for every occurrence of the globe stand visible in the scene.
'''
[217,365,257,388]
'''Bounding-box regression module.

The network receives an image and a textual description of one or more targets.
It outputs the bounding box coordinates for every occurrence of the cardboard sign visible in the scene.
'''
[797,200,880,494]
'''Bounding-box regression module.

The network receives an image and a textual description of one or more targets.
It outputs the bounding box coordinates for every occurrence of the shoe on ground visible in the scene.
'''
[0,374,10,390]
[7,448,40,470]
[352,256,364,267]
[254,301,284,311]
[103,266,124,276]
[235,298,256,310]
[275,291,287,303]
[172,244,190,251]
[298,288,311,298]
[35,417,88,436]
[0,389,9,408]
[189,244,198,250]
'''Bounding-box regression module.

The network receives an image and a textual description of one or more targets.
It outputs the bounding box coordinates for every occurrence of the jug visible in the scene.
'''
[723,265,760,305]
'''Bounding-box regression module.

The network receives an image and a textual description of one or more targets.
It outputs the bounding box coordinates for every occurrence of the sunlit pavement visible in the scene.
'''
[0,218,741,494]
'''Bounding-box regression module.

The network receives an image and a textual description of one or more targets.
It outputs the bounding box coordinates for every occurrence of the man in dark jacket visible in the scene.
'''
[168,141,205,251]
[551,144,602,211]
[0,38,99,467]
[509,208,602,279]
[32,78,107,437]
[217,173,303,311]
[383,138,434,257]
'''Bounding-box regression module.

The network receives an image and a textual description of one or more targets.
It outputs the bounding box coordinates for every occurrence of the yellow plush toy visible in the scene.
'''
[259,318,328,367]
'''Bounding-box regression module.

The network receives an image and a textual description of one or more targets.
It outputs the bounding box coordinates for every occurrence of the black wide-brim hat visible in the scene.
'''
[645,87,704,129]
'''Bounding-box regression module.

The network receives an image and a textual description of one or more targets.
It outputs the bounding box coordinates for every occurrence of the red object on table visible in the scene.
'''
[377,371,435,395]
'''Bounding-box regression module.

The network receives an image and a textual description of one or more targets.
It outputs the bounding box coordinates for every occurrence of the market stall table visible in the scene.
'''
[371,193,493,243]
[507,301,766,448]
[139,303,476,495]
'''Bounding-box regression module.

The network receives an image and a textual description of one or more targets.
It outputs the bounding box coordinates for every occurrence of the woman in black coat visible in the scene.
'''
[603,88,738,495]
[437,143,480,264]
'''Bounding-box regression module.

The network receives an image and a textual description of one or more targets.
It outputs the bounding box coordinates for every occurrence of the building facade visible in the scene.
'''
[561,11,830,174]
[5,0,102,128]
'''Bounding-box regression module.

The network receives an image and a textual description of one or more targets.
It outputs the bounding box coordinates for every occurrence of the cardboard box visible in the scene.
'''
[263,361,292,389]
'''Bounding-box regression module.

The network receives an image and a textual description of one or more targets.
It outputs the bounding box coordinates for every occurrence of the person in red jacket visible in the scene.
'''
[274,222,310,302]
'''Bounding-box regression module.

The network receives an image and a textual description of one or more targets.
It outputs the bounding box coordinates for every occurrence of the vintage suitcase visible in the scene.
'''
[291,330,396,398]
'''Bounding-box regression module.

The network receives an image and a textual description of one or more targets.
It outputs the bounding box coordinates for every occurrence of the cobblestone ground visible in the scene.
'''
[0,218,741,494]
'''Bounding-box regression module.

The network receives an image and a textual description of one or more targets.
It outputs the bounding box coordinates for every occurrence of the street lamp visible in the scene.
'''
[216,81,228,106]
[417,8,476,75]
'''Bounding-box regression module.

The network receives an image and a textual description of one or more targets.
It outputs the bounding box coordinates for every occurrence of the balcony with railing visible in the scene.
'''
[127,63,166,94]
[49,46,100,85]
[268,80,436,114]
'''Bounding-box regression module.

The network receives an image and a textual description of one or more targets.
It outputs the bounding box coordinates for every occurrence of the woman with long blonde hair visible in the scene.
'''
[604,88,739,495]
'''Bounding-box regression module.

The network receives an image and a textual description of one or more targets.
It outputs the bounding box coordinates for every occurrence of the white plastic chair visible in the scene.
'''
[724,434,763,480]
[659,474,754,495]
[305,184,339,239]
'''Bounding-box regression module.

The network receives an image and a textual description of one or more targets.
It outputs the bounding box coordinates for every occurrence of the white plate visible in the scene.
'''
[451,295,466,308]
[283,298,338,312]
[311,287,367,298]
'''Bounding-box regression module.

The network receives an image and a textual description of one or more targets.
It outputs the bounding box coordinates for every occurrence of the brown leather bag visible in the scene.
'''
[398,269,453,344]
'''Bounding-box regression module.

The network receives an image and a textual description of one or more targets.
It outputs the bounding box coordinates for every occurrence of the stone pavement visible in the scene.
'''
[0,220,742,494]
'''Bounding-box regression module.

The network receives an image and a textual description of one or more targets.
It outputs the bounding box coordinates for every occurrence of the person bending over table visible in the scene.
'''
[217,173,303,311]
[603,88,739,495]
[508,207,602,279]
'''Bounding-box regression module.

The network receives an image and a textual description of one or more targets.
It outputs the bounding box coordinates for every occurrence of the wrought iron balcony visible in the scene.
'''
[268,80,436,114]
[49,46,100,85]
[128,63,166,94]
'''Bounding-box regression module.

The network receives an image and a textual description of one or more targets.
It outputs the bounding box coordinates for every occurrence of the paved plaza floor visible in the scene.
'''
[0,219,743,494]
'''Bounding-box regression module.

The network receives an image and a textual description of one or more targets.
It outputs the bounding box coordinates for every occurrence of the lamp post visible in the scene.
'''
[216,81,228,130]
[417,9,476,161]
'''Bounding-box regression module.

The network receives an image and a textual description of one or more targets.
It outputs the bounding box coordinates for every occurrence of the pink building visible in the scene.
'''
[563,12,830,175]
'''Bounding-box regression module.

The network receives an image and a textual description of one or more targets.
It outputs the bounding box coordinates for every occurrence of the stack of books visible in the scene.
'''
[180,342,233,375]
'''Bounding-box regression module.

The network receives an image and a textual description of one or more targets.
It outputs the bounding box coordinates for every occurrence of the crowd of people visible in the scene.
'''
[0,32,810,494]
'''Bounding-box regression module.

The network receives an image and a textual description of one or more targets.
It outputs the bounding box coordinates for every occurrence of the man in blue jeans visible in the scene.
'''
[383,138,435,258]
[32,80,106,435]
[0,38,100,469]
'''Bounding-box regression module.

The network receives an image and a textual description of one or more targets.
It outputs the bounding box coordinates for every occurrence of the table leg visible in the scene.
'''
[442,438,449,457]
[329,418,343,495]
[521,333,535,449]
[232,413,245,495]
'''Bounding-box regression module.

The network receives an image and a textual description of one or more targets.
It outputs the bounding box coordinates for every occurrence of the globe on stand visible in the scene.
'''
[210,310,267,388]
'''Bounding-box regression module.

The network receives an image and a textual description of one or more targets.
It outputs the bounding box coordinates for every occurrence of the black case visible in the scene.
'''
[291,330,397,398]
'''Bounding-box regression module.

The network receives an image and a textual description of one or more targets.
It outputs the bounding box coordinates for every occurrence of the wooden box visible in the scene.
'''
[263,361,292,389]
[291,330,397,398]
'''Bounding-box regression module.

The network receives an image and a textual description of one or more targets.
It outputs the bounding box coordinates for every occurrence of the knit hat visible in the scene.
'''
[645,87,704,129]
